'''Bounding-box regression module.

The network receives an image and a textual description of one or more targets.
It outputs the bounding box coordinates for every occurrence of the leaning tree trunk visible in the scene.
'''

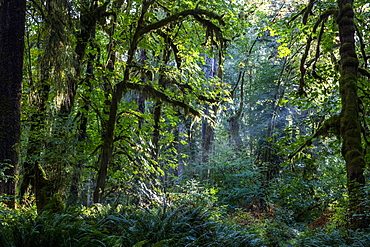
[337,0,368,229]
[93,7,143,203]
[0,0,26,208]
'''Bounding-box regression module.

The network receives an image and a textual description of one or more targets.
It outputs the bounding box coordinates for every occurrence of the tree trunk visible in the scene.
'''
[0,0,26,208]
[21,23,52,212]
[152,102,162,161]
[152,46,170,162]
[229,116,242,149]
[201,56,218,163]
[337,0,368,229]
[202,114,214,163]
[93,0,152,204]
[68,2,100,205]
[137,49,147,130]
[20,1,100,211]
[228,71,244,150]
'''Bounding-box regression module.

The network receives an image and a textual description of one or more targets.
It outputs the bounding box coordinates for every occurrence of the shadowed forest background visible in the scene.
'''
[1,0,370,246]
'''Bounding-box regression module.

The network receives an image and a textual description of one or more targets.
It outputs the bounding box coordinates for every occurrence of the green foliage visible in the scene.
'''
[0,205,106,247]
[0,203,256,247]
[169,179,219,209]
[295,229,370,247]
[4,0,370,246]
[0,163,13,183]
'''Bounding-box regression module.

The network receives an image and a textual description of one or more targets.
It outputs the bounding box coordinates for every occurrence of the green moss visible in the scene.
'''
[342,26,356,37]
[328,114,341,137]
[339,73,357,88]
[345,149,362,162]
[343,57,358,67]
[338,16,354,26]
[341,3,354,15]
[351,156,366,167]
[341,42,354,51]
[326,114,340,126]
[340,110,359,123]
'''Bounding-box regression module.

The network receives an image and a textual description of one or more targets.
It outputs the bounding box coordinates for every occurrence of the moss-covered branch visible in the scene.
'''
[299,34,313,96]
[313,9,338,33]
[303,0,315,24]
[289,114,340,160]
[354,24,367,67]
[137,8,225,38]
[126,82,200,116]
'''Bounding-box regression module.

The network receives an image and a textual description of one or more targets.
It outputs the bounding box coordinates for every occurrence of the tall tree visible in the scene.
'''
[21,0,107,211]
[201,56,218,163]
[21,0,78,211]
[291,0,369,228]
[0,0,26,207]
[337,0,367,228]
[93,2,226,203]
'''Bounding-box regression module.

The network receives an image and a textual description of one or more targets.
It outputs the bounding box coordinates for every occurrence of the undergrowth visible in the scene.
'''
[2,181,370,247]
[2,202,370,246]
[0,202,255,247]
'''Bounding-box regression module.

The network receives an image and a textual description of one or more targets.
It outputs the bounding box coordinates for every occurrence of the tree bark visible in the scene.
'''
[21,8,53,210]
[0,0,26,208]
[228,71,244,150]
[337,0,368,228]
[201,56,218,163]
[20,0,100,211]
[138,49,147,130]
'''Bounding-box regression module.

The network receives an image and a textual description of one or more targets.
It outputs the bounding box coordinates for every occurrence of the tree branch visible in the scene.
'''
[359,68,370,79]
[355,24,368,68]
[303,0,315,25]
[299,34,313,96]
[126,82,201,116]
[137,8,225,37]
[312,9,338,33]
[289,114,340,160]
[156,30,182,68]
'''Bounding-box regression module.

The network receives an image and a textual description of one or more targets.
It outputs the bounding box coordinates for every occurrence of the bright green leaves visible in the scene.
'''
[277,45,291,58]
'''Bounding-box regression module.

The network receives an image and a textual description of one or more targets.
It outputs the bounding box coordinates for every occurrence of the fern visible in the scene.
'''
[0,203,257,246]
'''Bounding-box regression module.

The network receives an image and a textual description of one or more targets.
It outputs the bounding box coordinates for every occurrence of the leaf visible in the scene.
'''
[278,46,291,58]
[266,137,273,142]
[133,240,150,247]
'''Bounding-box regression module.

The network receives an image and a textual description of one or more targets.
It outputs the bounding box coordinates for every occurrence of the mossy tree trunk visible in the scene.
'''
[20,0,101,211]
[337,0,368,228]
[0,0,26,208]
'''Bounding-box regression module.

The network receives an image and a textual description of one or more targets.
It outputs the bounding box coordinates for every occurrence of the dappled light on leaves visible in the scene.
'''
[0,0,370,245]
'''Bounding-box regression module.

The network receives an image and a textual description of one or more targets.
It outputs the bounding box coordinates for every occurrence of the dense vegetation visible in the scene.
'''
[1,0,370,246]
